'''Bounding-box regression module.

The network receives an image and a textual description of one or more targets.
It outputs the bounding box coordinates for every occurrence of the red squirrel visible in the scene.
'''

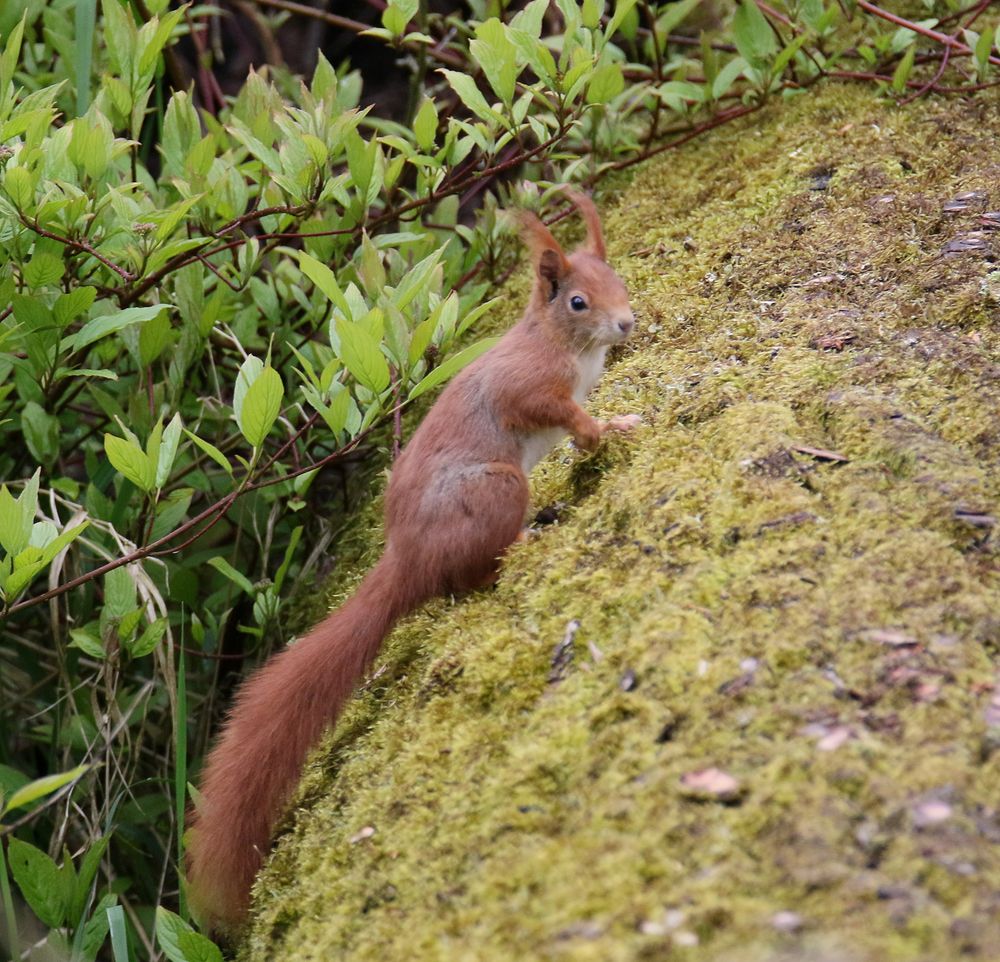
[186,191,639,934]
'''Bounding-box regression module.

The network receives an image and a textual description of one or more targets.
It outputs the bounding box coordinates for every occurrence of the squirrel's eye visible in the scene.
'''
[570,295,587,311]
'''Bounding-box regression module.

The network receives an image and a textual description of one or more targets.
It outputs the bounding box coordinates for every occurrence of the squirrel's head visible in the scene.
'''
[517,190,635,350]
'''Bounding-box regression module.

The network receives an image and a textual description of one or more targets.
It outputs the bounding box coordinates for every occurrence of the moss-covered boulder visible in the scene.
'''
[242,83,1000,961]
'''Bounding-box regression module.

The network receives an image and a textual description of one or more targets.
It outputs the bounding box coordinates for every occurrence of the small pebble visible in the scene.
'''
[817,726,852,752]
[771,910,804,933]
[680,767,743,802]
[912,800,952,827]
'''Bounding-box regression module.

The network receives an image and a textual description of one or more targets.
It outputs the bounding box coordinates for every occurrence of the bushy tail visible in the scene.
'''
[186,552,425,934]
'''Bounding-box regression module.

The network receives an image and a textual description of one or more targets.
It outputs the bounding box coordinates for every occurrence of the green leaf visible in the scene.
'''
[0,471,39,557]
[439,70,503,125]
[587,62,625,104]
[471,19,520,105]
[156,907,224,962]
[54,287,98,327]
[74,0,97,115]
[273,526,303,595]
[238,366,283,448]
[227,118,281,172]
[606,0,640,38]
[655,0,704,37]
[0,13,26,92]
[3,557,47,599]
[413,97,438,152]
[358,233,386,294]
[506,27,557,84]
[974,25,994,72]
[409,337,498,399]
[69,628,106,659]
[732,0,778,67]
[137,5,185,79]
[457,295,501,336]
[233,354,264,430]
[303,382,351,436]
[80,893,117,962]
[0,487,25,557]
[892,42,916,93]
[101,0,137,81]
[712,57,749,100]
[139,309,173,365]
[2,764,89,816]
[382,0,418,37]
[344,127,377,201]
[64,305,170,353]
[68,113,113,179]
[104,566,136,620]
[207,556,255,596]
[153,196,203,246]
[69,836,109,925]
[393,250,441,311]
[105,433,156,492]
[183,430,233,476]
[126,617,167,658]
[4,166,35,209]
[336,319,391,393]
[57,367,119,382]
[21,402,59,466]
[296,250,352,319]
[7,838,69,928]
[0,765,31,803]
[23,252,64,289]
[107,904,129,962]
[509,0,549,36]
[772,32,809,77]
[39,521,89,567]
[156,414,183,488]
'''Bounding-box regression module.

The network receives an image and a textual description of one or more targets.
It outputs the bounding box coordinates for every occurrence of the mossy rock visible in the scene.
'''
[241,83,1000,962]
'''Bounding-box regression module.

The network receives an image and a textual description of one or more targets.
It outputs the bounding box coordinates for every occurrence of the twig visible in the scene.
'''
[18,216,134,282]
[213,203,307,238]
[603,103,762,174]
[856,0,1000,66]
[1,403,396,619]
[252,0,465,67]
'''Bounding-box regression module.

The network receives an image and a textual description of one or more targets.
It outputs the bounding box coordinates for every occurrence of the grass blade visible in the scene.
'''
[174,642,188,920]
[0,841,19,962]
[107,904,129,962]
[75,0,97,116]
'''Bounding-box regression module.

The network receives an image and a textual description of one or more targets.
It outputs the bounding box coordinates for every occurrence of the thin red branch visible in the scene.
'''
[19,216,134,282]
[754,0,793,28]
[603,103,762,175]
[252,0,465,67]
[856,0,1000,66]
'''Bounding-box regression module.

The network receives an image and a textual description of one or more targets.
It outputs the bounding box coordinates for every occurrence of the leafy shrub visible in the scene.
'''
[0,0,994,957]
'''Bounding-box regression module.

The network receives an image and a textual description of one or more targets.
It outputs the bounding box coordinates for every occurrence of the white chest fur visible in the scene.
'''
[573,344,609,402]
[520,345,609,473]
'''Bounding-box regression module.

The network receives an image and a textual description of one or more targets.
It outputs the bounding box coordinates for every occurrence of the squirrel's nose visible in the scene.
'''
[617,315,635,336]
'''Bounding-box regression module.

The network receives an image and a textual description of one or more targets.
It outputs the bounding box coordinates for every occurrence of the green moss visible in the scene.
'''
[242,83,1000,962]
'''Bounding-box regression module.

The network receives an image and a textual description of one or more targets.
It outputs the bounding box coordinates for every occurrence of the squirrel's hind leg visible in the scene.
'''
[439,461,529,593]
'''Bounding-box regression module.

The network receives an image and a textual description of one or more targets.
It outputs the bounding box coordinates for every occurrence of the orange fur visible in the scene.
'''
[185,192,637,935]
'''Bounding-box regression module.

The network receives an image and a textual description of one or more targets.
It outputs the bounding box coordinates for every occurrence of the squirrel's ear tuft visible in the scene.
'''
[516,211,570,293]
[563,189,607,260]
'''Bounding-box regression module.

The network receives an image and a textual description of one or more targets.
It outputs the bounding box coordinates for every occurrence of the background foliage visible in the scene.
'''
[0,0,995,958]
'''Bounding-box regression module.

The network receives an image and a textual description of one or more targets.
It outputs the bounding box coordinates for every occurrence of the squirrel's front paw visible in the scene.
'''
[601,414,642,434]
[573,423,602,452]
